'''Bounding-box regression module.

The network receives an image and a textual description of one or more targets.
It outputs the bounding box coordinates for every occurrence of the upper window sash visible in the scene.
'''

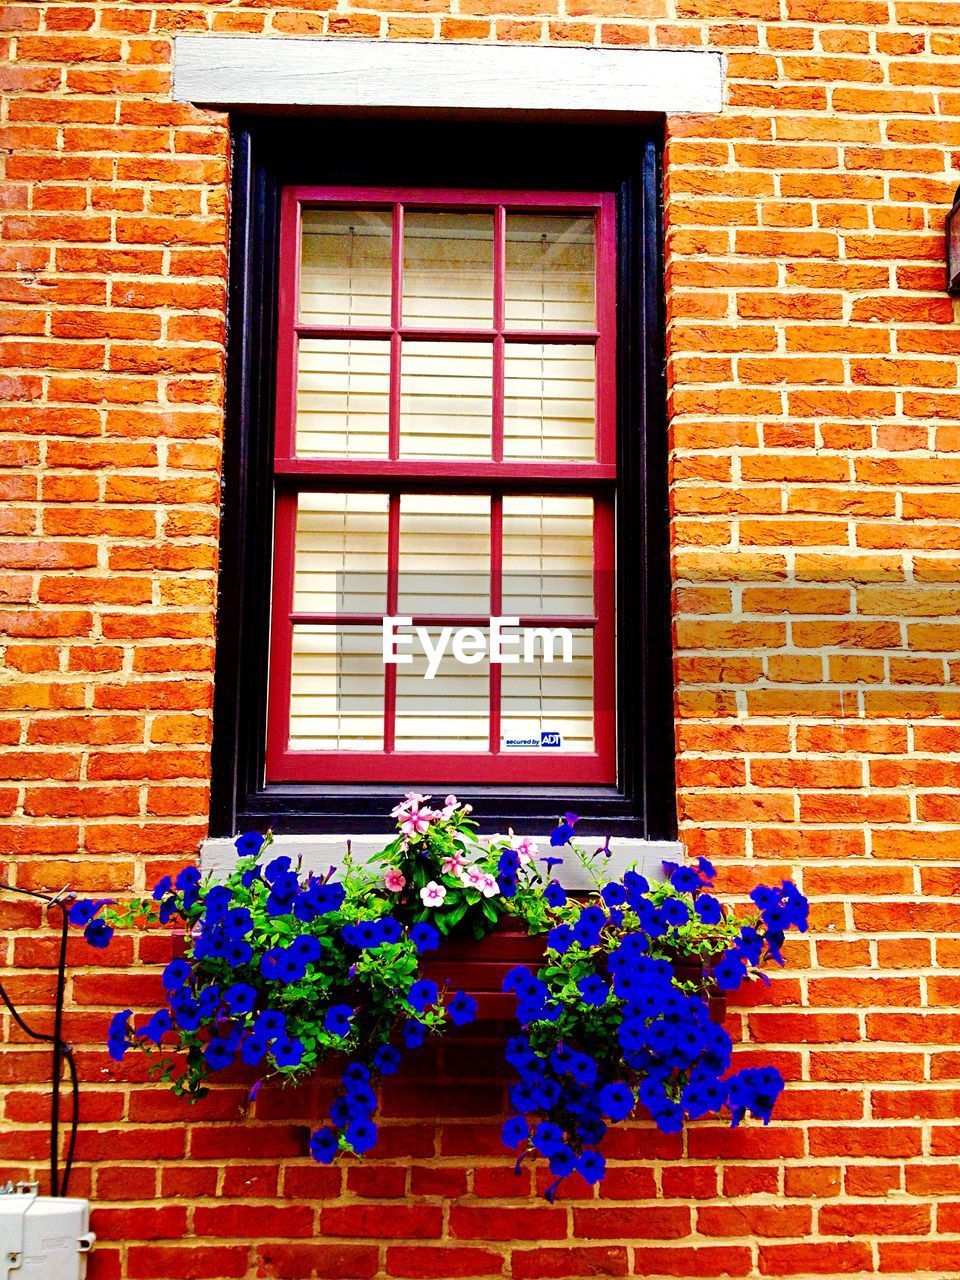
[275,186,618,477]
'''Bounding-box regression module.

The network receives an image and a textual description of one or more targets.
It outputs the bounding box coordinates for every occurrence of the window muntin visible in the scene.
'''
[268,187,617,786]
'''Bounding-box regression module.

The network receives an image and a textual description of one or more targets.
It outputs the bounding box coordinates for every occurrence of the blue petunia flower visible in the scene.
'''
[272,1036,305,1068]
[713,952,748,992]
[345,1118,378,1154]
[669,864,700,894]
[68,899,102,927]
[546,924,573,955]
[264,855,292,882]
[407,979,439,1013]
[695,894,723,925]
[203,885,231,921]
[151,876,172,901]
[403,1021,426,1049]
[204,1037,235,1070]
[374,1044,401,1075]
[548,1144,576,1178]
[531,1121,564,1155]
[234,832,265,857]
[162,959,191,991]
[106,1009,132,1062]
[660,897,690,928]
[378,917,402,945]
[84,918,114,949]
[599,1082,635,1122]
[544,880,567,909]
[324,1005,354,1037]
[501,1115,528,1148]
[447,990,477,1027]
[240,1034,268,1066]
[289,935,323,965]
[577,975,609,1007]
[549,812,578,847]
[600,881,627,908]
[577,1150,606,1185]
[409,922,440,954]
[224,983,257,1016]
[255,1009,286,1040]
[309,1127,338,1165]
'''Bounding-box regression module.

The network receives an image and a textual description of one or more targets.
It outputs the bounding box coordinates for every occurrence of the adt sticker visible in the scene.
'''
[540,731,562,748]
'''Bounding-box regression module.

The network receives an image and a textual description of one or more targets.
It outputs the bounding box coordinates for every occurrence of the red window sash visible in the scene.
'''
[266,185,618,786]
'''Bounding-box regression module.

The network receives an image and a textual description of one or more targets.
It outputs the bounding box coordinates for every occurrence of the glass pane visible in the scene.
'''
[289,624,384,750]
[501,627,594,752]
[296,338,390,458]
[502,496,594,617]
[398,495,490,615]
[293,493,389,615]
[395,624,489,752]
[505,213,596,331]
[402,211,494,329]
[399,340,492,459]
[299,208,392,326]
[503,343,596,461]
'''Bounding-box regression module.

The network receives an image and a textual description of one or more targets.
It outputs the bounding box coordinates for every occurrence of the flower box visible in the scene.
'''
[422,925,728,1024]
[422,921,546,1021]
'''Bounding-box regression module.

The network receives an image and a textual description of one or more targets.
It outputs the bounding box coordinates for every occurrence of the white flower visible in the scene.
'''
[459,865,485,889]
[420,881,447,907]
[477,872,500,899]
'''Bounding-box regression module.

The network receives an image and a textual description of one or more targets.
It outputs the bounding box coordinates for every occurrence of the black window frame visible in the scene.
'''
[210,115,675,839]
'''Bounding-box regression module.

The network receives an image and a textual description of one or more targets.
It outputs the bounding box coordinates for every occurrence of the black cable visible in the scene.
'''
[0,882,79,1197]
[50,903,68,1197]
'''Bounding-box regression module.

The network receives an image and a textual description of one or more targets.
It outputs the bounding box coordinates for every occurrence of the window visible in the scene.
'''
[268,189,616,785]
[213,119,673,836]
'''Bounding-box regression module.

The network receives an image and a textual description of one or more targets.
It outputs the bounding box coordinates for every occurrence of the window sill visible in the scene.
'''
[200,834,682,888]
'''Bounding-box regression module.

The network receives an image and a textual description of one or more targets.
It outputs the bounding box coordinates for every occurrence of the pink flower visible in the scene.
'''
[441,853,467,877]
[513,836,538,866]
[420,881,447,907]
[400,811,432,837]
[459,866,499,898]
[384,869,406,893]
[391,791,429,819]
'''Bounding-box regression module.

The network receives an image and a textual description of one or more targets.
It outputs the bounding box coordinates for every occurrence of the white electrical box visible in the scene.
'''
[0,1187,94,1280]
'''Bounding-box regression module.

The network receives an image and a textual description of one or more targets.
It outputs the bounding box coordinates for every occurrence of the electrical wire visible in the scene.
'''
[0,882,79,1197]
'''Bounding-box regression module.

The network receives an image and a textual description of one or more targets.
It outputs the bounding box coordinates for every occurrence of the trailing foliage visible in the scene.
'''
[71,794,807,1196]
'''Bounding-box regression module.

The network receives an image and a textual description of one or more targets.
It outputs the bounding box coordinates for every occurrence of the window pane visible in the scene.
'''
[505,213,596,331]
[503,343,596,461]
[296,338,390,458]
[293,493,389,615]
[502,496,594,617]
[501,627,594,752]
[398,495,490,615]
[299,208,392,326]
[399,340,492,459]
[395,624,489,752]
[402,211,494,329]
[289,625,384,750]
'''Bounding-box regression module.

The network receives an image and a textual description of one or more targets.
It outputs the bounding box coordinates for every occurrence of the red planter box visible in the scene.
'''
[424,927,728,1024]
[423,924,547,1020]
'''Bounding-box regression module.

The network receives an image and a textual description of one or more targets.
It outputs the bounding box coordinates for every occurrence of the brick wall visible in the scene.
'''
[3,2,960,1277]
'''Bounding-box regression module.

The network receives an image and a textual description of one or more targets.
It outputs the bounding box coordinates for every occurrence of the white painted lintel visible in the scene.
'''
[173,36,723,118]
